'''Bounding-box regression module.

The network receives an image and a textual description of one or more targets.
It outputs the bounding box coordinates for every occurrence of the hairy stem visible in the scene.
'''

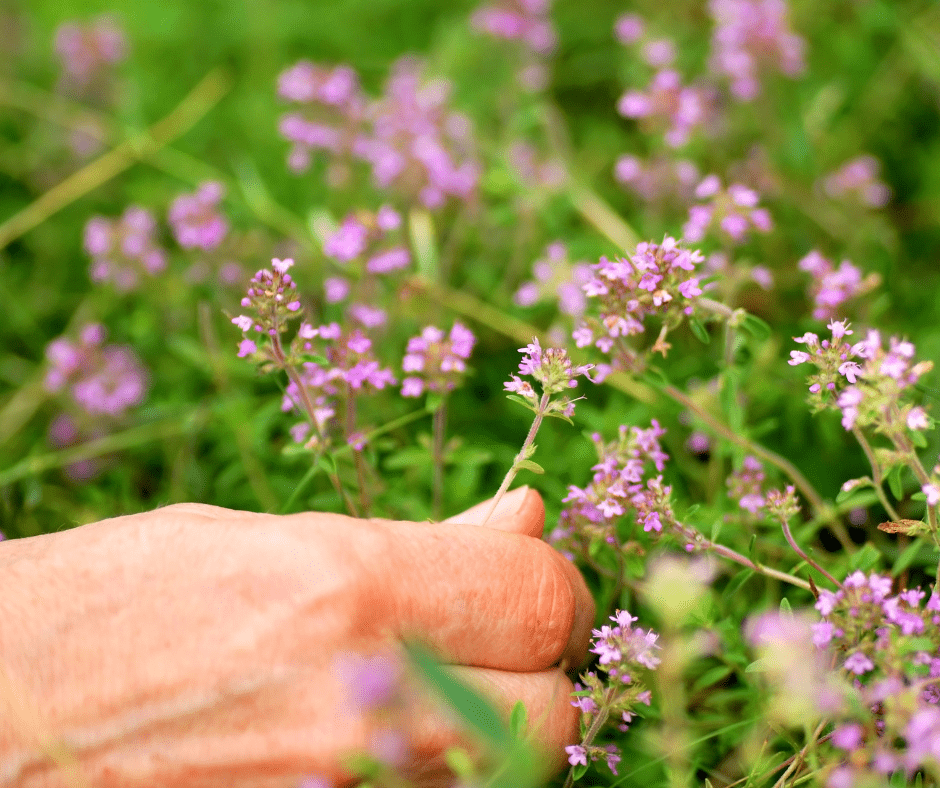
[779,518,843,588]
[851,427,902,521]
[480,393,550,526]
[561,686,615,788]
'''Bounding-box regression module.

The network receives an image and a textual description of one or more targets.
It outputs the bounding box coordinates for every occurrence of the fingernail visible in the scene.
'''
[489,486,529,520]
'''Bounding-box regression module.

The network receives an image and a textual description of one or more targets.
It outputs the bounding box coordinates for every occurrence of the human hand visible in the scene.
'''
[0,487,594,787]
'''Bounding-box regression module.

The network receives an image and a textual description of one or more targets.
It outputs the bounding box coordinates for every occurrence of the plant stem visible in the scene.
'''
[344,386,371,517]
[480,393,550,526]
[432,396,448,520]
[779,518,843,588]
[705,541,812,591]
[561,686,615,788]
[279,408,427,514]
[0,68,230,250]
[269,329,358,517]
[851,427,902,521]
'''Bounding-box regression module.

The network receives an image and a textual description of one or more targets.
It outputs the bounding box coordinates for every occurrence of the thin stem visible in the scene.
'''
[561,686,615,788]
[269,330,358,517]
[279,409,428,514]
[851,427,902,521]
[480,393,550,526]
[662,383,825,518]
[771,719,828,788]
[0,68,230,251]
[779,518,843,588]
[345,386,371,517]
[705,541,812,592]
[432,396,448,520]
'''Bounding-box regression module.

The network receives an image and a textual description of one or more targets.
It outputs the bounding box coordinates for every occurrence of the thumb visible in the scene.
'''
[443,486,545,539]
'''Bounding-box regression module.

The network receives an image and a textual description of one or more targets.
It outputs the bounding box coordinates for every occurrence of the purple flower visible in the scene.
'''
[54,17,127,91]
[84,207,167,291]
[168,182,228,250]
[565,744,588,766]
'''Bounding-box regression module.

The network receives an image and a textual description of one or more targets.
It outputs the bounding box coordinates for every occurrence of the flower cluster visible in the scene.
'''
[43,323,148,479]
[361,58,480,208]
[231,258,303,359]
[745,612,846,725]
[277,57,479,208]
[810,572,940,785]
[400,323,475,398]
[798,250,880,320]
[788,320,933,436]
[44,323,148,419]
[507,142,566,194]
[574,237,707,365]
[617,68,713,149]
[682,175,772,244]
[726,455,767,514]
[565,610,660,776]
[168,181,229,251]
[614,154,700,205]
[821,155,891,208]
[54,16,126,93]
[83,207,167,292]
[470,0,556,55]
[513,242,591,317]
[276,61,366,175]
[551,421,682,559]
[707,0,805,101]
[503,338,592,417]
[323,206,410,275]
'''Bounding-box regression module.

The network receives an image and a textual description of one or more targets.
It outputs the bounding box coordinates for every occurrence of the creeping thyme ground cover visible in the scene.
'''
[3,0,940,785]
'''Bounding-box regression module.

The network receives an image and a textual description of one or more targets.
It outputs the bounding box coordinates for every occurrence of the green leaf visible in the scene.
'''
[317,453,337,477]
[505,394,537,411]
[405,641,510,748]
[894,538,926,575]
[911,430,928,448]
[692,665,734,693]
[745,658,769,673]
[836,480,871,503]
[544,410,574,424]
[572,763,590,781]
[299,353,329,366]
[779,597,792,615]
[849,542,882,573]
[741,313,772,341]
[888,465,904,500]
[425,392,445,413]
[509,700,528,739]
[722,569,755,602]
[444,747,475,779]
[689,317,711,344]
[516,459,545,475]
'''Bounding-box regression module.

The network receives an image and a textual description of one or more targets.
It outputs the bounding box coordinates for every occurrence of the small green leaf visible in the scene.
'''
[425,392,444,413]
[544,411,575,424]
[516,459,545,475]
[722,569,754,602]
[506,394,537,411]
[317,453,338,476]
[836,480,871,503]
[509,701,528,739]
[741,313,772,341]
[692,665,734,692]
[689,317,711,344]
[888,465,904,500]
[745,658,769,673]
[779,597,792,615]
[572,762,590,781]
[299,353,329,366]
[911,430,928,448]
[444,747,475,778]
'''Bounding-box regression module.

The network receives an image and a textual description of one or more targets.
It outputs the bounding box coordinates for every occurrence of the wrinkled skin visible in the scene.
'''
[0,487,594,787]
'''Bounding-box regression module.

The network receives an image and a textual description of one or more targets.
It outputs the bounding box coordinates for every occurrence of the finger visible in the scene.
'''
[383,519,595,671]
[406,665,579,782]
[155,503,270,520]
[443,486,545,538]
